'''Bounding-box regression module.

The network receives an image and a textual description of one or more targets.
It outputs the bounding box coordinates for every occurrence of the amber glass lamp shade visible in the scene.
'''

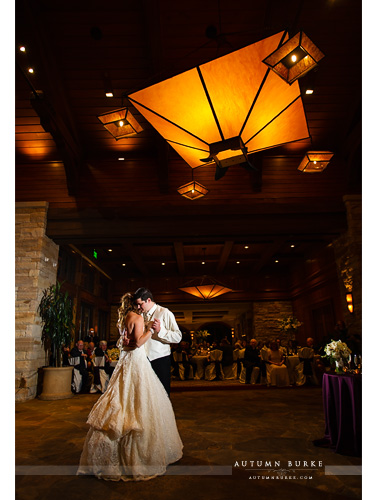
[263,31,324,85]
[128,31,309,172]
[97,107,143,139]
[346,293,354,313]
[177,181,209,200]
[298,151,334,173]
[179,276,233,299]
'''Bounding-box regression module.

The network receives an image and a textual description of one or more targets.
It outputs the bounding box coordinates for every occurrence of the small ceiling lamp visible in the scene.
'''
[262,31,324,85]
[128,31,309,179]
[179,275,233,299]
[97,107,143,140]
[177,169,208,200]
[298,151,334,173]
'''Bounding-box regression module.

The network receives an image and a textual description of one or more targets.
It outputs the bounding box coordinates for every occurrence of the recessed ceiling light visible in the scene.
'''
[19,46,26,52]
[290,244,295,248]
[118,157,125,161]
[161,262,165,266]
[201,261,205,265]
[305,89,314,95]
[244,245,249,249]
[105,92,114,97]
[122,263,126,267]
[275,259,279,263]
[236,261,240,264]
[108,249,112,252]
[28,68,34,73]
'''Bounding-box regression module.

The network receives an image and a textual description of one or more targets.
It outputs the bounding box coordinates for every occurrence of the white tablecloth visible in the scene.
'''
[191,355,209,379]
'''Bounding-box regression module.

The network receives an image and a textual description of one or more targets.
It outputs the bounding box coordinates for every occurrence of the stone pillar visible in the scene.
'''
[15,202,59,402]
[333,195,362,338]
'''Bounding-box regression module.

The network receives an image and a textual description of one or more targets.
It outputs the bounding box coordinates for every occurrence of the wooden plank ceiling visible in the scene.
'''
[15,0,362,314]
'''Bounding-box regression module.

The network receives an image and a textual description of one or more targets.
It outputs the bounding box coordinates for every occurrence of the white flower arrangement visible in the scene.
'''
[324,339,352,361]
[279,316,302,333]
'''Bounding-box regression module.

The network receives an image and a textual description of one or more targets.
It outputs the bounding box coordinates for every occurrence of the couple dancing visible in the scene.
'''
[77,288,183,481]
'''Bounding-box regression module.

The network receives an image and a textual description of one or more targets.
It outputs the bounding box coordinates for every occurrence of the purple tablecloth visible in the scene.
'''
[322,372,362,456]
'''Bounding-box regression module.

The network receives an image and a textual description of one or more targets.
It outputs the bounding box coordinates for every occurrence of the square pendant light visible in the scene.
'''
[177,180,209,200]
[97,107,143,140]
[262,31,324,85]
[298,151,334,173]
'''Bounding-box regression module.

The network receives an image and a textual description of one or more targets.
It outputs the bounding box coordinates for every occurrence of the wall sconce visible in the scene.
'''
[128,31,309,177]
[177,170,209,199]
[179,275,233,299]
[297,151,334,173]
[97,107,143,140]
[262,31,324,85]
[346,293,354,313]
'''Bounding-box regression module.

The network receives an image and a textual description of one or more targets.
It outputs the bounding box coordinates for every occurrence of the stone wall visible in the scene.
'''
[109,304,119,344]
[333,195,362,338]
[253,301,294,344]
[15,202,59,402]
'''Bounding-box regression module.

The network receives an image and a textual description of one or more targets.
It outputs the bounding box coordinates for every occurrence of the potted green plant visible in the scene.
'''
[38,281,75,400]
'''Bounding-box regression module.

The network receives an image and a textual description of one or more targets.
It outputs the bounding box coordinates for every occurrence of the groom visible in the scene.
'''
[133,287,182,395]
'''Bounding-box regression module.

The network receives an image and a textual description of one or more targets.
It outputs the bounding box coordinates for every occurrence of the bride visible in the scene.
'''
[77,293,183,481]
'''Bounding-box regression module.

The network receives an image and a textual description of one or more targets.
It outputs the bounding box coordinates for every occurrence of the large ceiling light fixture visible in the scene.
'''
[128,31,310,179]
[298,151,334,173]
[179,276,233,300]
[262,31,324,85]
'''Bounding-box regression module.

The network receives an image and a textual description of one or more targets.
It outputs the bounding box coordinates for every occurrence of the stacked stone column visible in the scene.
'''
[15,202,59,402]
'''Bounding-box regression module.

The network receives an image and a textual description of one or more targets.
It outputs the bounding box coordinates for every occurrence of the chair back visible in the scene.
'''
[209,349,223,361]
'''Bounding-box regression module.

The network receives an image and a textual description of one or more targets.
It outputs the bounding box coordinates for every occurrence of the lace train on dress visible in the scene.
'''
[77,345,183,481]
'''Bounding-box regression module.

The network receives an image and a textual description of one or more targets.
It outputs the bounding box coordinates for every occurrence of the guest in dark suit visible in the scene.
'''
[70,340,91,393]
[242,338,261,384]
[218,338,233,367]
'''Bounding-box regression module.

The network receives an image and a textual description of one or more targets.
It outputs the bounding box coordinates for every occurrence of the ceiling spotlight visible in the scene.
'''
[28,68,34,74]
[106,92,114,98]
[244,245,249,249]
[118,157,125,161]
[19,46,26,52]
[236,261,240,264]
[275,259,279,263]
[290,244,295,248]
[108,249,113,252]
[305,89,314,95]
[122,263,126,267]
[161,262,166,266]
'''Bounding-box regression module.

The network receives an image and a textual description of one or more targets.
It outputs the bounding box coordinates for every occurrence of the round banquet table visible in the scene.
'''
[321,372,362,456]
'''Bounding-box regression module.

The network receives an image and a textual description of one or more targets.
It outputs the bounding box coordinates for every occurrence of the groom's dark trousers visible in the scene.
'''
[150,355,171,396]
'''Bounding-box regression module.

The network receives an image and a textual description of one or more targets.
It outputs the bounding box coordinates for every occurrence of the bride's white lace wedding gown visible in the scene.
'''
[77,343,183,481]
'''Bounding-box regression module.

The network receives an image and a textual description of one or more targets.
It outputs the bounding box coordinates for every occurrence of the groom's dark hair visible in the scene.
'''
[133,287,154,302]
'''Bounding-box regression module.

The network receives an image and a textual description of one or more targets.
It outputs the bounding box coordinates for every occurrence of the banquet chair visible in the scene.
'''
[205,349,223,381]
[222,361,238,380]
[91,355,110,393]
[69,356,83,393]
[297,347,319,385]
[239,362,260,384]
[173,351,194,380]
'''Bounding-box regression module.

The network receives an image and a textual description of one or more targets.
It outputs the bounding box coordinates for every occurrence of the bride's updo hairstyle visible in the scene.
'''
[117,292,135,331]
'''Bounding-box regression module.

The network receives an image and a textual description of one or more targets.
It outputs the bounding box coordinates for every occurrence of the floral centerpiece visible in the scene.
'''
[279,316,302,334]
[323,339,352,373]
[195,330,210,342]
[107,347,120,362]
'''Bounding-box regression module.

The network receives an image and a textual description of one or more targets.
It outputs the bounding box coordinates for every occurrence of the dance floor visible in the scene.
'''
[15,384,361,500]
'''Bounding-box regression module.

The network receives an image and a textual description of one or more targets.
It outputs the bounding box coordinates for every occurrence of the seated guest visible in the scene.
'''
[242,339,261,384]
[87,341,96,358]
[172,343,191,380]
[69,340,92,393]
[286,339,298,356]
[91,340,111,392]
[298,338,318,385]
[218,338,234,367]
[266,341,290,387]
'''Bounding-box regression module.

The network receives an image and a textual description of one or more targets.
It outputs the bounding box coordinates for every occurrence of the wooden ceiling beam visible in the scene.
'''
[217,241,234,273]
[252,236,286,273]
[173,241,185,275]
[122,241,149,276]
[20,1,84,195]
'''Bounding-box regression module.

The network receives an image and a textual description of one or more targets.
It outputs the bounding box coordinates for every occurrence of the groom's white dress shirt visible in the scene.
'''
[144,303,182,361]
